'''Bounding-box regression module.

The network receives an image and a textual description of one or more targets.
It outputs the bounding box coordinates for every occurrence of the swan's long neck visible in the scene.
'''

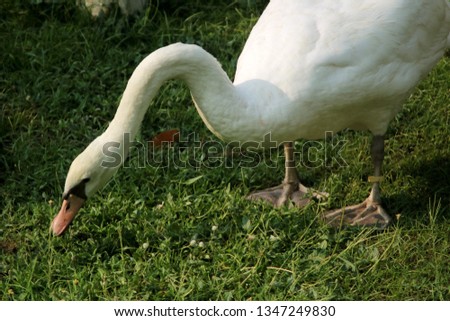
[105,43,250,146]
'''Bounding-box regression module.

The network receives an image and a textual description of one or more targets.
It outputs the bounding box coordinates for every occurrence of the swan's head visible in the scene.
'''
[51,136,120,236]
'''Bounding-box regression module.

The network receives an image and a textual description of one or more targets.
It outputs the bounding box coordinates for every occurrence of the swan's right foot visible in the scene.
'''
[322,198,392,228]
[323,136,392,229]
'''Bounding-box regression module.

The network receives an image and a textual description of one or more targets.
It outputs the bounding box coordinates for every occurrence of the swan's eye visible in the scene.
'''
[67,178,90,200]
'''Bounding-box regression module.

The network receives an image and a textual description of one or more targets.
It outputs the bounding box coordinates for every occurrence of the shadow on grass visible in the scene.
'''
[385,156,450,222]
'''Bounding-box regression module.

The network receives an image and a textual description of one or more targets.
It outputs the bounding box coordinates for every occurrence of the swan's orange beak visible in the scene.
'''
[51,194,85,236]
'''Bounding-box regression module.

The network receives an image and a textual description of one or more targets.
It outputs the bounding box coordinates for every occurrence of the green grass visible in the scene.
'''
[1,1,449,301]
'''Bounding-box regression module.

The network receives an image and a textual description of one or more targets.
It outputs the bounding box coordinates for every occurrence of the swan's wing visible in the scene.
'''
[233,0,449,138]
[235,0,449,102]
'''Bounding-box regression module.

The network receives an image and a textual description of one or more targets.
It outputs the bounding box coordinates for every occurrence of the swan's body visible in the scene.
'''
[234,0,449,140]
[52,0,450,235]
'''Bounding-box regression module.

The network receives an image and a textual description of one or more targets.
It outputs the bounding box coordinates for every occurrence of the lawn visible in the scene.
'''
[1,1,449,300]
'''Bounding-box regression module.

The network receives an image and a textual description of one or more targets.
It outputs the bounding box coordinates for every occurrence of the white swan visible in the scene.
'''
[52,0,450,235]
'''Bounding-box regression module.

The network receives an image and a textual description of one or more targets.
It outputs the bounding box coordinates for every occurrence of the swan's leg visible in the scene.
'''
[322,135,392,228]
[247,142,325,207]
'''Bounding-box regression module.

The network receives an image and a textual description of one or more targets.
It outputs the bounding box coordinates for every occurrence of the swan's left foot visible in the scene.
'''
[247,142,327,207]
[247,182,324,207]
[322,198,392,228]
